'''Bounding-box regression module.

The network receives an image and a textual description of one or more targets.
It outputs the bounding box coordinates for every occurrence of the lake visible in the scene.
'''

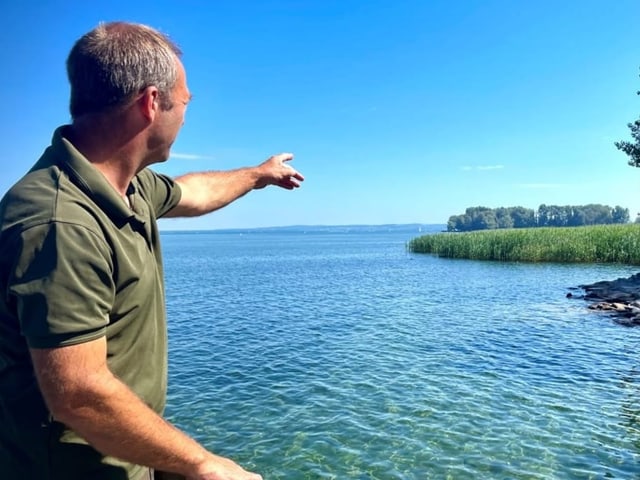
[161,226,640,479]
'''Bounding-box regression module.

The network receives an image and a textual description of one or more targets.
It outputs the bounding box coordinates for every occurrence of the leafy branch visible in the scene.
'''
[615,69,640,167]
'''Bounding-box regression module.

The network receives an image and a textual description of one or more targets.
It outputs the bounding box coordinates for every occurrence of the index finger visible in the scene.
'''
[270,152,294,162]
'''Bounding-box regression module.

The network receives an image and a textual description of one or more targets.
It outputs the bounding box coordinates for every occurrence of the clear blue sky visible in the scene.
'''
[2,0,639,230]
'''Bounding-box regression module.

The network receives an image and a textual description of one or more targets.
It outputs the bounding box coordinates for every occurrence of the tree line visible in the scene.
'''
[447,204,630,232]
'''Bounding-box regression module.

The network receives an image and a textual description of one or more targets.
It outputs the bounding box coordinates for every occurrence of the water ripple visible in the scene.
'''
[162,231,640,479]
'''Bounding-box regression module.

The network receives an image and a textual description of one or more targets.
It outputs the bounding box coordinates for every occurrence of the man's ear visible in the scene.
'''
[138,86,160,121]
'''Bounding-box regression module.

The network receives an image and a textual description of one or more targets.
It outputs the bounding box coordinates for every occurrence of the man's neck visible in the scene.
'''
[68,115,144,197]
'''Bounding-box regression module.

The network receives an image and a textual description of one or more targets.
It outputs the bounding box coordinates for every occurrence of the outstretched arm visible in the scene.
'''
[165,153,304,218]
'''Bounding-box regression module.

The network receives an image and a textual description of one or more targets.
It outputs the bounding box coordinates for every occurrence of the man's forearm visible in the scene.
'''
[165,153,303,218]
[169,168,259,217]
[54,371,212,477]
[30,323,260,479]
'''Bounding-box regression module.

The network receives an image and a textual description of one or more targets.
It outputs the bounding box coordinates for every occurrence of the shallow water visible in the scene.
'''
[162,228,640,479]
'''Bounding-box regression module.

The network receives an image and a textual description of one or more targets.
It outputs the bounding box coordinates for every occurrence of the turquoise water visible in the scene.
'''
[161,228,640,479]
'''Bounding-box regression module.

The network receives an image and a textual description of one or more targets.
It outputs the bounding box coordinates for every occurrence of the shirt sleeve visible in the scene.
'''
[7,222,114,348]
[134,169,182,219]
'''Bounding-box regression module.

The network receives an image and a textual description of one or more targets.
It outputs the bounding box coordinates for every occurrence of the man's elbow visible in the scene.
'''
[46,396,82,425]
[43,382,105,426]
[35,368,117,427]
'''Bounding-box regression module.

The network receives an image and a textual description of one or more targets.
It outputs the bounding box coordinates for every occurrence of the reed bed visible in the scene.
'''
[407,224,640,264]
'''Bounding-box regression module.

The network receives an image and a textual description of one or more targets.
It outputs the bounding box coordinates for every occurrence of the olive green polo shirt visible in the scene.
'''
[0,126,182,479]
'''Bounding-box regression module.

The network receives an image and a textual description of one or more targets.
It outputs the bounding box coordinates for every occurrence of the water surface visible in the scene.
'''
[162,228,640,479]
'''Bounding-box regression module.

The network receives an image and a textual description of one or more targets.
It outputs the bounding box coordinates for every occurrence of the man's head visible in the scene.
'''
[66,22,182,119]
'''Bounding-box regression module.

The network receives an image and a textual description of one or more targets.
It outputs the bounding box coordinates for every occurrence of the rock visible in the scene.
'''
[571,273,640,326]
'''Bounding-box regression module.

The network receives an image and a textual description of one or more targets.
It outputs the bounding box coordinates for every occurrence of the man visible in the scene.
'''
[0,21,303,480]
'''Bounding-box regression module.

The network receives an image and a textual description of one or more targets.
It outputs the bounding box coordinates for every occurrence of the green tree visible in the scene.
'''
[567,208,586,227]
[615,68,640,166]
[495,207,514,229]
[612,205,630,224]
[446,204,623,231]
[463,207,496,231]
[584,204,613,225]
[472,210,497,230]
[447,214,472,232]
[510,207,536,228]
[540,205,568,227]
[537,204,549,227]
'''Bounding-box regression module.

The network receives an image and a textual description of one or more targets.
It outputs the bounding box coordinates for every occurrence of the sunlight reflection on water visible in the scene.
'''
[163,230,640,479]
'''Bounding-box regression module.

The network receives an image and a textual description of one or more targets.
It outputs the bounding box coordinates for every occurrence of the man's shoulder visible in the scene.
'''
[133,168,182,217]
[0,159,103,240]
[1,156,60,223]
[134,167,175,194]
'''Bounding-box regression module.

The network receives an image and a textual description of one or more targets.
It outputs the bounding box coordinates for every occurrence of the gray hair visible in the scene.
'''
[66,22,182,119]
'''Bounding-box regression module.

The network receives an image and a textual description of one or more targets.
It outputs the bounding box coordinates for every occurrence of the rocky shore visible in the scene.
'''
[567,273,640,326]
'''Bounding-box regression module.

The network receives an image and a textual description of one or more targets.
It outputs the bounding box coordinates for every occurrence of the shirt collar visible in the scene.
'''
[51,126,146,226]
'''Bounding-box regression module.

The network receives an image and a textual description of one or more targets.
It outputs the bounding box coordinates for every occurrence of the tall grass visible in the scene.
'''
[407,224,640,264]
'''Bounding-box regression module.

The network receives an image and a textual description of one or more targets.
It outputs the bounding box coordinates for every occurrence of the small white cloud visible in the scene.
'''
[461,165,504,171]
[516,183,566,189]
[170,152,215,160]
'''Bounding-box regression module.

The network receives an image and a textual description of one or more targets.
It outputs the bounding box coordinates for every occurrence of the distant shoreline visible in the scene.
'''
[160,223,446,235]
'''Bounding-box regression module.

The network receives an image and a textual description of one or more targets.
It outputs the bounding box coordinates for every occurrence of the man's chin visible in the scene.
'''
[140,151,171,170]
